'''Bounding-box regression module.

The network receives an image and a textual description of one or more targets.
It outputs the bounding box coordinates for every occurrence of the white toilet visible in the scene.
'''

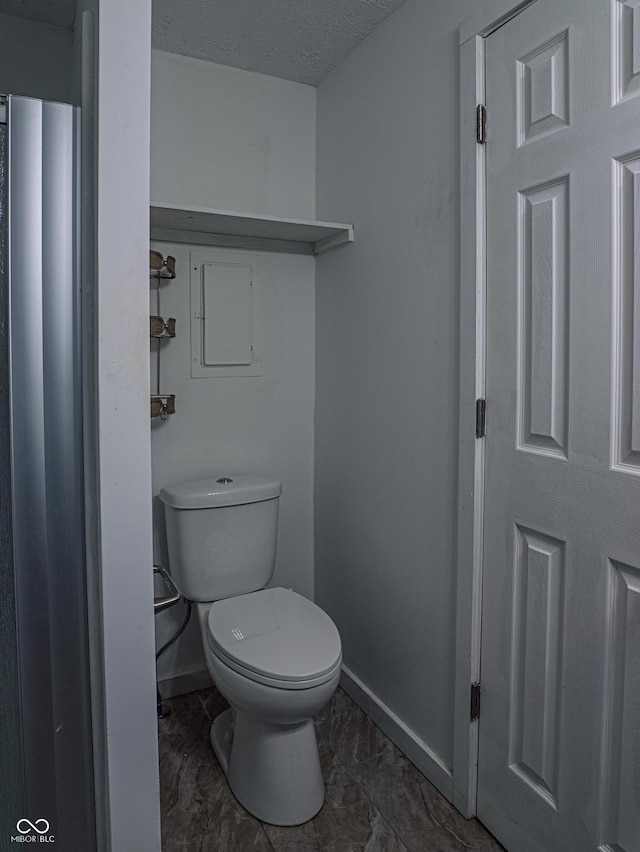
[159,475,342,826]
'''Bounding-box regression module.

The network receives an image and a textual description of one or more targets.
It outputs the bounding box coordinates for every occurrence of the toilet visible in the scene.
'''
[159,475,342,826]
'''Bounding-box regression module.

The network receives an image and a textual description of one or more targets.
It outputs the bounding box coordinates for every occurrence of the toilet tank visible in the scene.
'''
[159,475,282,602]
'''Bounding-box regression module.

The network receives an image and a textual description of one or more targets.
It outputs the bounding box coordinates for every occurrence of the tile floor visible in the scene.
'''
[158,685,505,852]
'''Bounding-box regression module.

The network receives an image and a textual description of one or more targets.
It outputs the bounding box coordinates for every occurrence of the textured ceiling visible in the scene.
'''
[0,0,407,87]
[0,0,76,28]
[152,0,407,86]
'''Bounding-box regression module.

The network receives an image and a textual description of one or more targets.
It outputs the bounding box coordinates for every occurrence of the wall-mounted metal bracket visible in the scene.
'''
[150,394,175,420]
[150,250,176,279]
[150,315,176,338]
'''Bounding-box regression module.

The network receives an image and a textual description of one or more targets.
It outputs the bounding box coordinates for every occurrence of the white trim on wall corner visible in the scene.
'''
[453,0,539,820]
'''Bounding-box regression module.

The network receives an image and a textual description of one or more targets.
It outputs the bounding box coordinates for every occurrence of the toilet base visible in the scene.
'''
[210,707,234,773]
[210,707,325,826]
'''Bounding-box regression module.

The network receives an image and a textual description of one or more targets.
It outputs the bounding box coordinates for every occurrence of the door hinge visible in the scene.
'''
[475,398,486,438]
[470,681,481,720]
[476,104,487,144]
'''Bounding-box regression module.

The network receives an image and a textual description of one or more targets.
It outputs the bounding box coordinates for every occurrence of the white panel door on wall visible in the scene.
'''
[479,2,640,850]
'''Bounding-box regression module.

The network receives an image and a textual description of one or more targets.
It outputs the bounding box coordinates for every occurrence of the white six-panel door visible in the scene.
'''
[479,2,640,850]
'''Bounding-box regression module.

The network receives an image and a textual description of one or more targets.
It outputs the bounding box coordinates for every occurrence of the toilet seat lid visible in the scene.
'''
[207,587,342,684]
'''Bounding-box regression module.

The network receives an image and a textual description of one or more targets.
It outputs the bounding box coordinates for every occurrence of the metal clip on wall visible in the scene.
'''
[149,249,176,279]
[150,394,176,420]
[150,315,176,338]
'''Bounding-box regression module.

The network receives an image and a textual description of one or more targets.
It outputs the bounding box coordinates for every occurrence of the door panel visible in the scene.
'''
[479,2,640,850]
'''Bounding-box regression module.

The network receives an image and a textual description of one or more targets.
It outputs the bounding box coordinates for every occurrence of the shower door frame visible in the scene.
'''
[3,94,97,850]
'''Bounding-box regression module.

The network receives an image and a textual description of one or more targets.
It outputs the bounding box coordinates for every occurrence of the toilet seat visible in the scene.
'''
[207,587,342,690]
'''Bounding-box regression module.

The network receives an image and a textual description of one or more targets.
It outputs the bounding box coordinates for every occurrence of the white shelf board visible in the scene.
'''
[150,203,354,255]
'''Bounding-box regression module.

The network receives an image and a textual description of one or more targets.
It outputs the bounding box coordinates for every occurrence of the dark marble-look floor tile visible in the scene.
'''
[416,821,505,852]
[163,813,274,852]
[263,753,409,852]
[159,728,216,832]
[158,688,212,737]
[314,688,396,767]
[355,749,504,852]
[198,685,230,722]
[163,789,275,852]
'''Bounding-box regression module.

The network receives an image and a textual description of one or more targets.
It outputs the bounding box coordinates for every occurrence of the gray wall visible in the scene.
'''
[150,51,316,218]
[0,12,73,103]
[315,0,475,783]
[150,53,318,687]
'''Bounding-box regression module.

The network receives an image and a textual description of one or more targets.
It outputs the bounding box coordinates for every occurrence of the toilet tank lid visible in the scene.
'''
[159,475,282,509]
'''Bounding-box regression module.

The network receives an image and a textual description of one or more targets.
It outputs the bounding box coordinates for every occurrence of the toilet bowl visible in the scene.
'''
[199,587,341,825]
[160,476,342,826]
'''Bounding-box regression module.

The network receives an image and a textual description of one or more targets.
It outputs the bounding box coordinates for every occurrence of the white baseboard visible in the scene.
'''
[158,668,213,699]
[340,665,454,802]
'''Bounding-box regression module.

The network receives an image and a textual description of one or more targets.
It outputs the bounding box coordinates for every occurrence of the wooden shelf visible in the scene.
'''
[150,203,354,255]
